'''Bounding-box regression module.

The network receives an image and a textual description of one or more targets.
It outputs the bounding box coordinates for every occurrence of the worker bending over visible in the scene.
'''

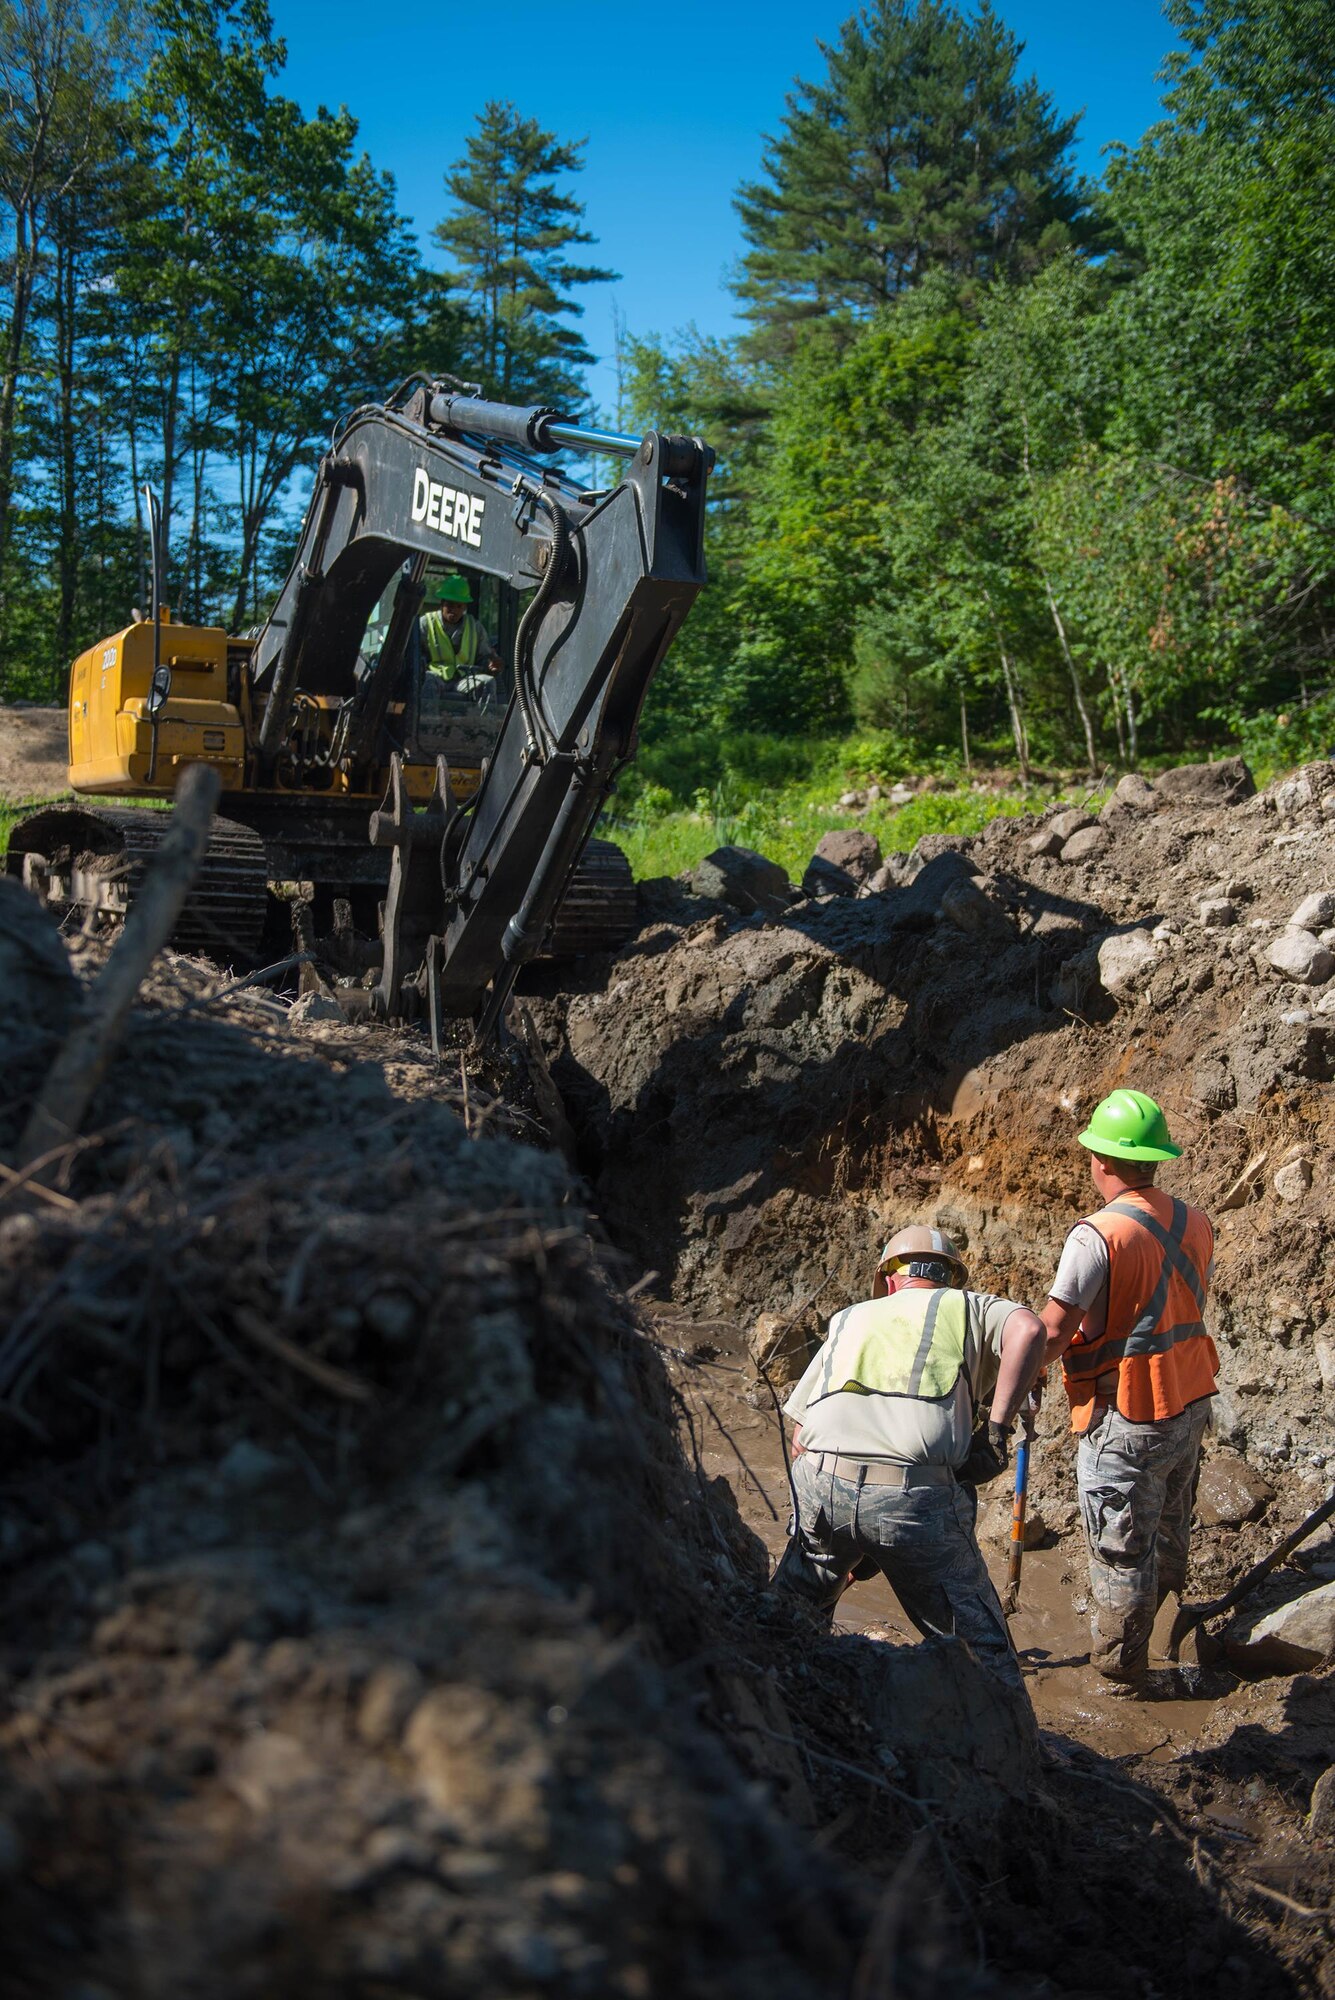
[775,1227,1046,1692]
[1041,1090,1218,1690]
[419,574,502,688]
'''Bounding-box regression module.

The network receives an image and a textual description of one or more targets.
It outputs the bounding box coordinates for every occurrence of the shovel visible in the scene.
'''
[1167,1484,1335,1662]
[1002,1437,1029,1618]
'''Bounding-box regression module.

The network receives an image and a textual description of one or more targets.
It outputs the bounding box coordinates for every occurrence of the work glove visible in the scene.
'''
[987,1420,1011,1471]
[958,1420,1008,1486]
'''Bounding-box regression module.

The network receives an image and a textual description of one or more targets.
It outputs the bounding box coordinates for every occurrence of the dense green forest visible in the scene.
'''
[3,0,1334,785]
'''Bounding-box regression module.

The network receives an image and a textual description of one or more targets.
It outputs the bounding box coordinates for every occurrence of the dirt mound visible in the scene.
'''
[0,705,69,802]
[531,762,1335,1469]
[0,938,874,1999]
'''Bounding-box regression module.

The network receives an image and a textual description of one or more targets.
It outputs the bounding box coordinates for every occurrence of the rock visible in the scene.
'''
[912,833,978,865]
[1155,756,1255,806]
[1195,1451,1274,1527]
[1266,929,1335,984]
[887,783,915,807]
[288,991,344,1025]
[686,845,792,918]
[892,851,979,929]
[748,1310,817,1391]
[864,783,883,802]
[1192,1056,1236,1112]
[1097,929,1160,999]
[1048,809,1095,841]
[860,864,898,897]
[939,876,1016,944]
[1316,1333,1335,1397]
[1061,825,1108,864]
[1310,1764,1335,1836]
[1318,990,1335,1015]
[217,1439,289,1494]
[1222,878,1254,902]
[358,1661,424,1747]
[1199,900,1238,928]
[837,789,866,810]
[1217,1150,1267,1208]
[1101,772,1157,815]
[801,854,858,899]
[1225,1579,1335,1671]
[814,827,883,884]
[0,876,79,1034]
[1273,1158,1313,1203]
[1291,890,1335,932]
[225,1729,319,1812]
[1027,827,1065,858]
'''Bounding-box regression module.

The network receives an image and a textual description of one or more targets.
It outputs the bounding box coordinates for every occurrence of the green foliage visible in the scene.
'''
[433,102,617,407]
[734,0,1090,360]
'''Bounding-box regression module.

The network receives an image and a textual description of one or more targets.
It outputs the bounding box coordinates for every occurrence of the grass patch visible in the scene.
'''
[601,774,1089,883]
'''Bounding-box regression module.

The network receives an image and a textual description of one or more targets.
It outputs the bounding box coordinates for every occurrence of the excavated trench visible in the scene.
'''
[1,752,1333,1996]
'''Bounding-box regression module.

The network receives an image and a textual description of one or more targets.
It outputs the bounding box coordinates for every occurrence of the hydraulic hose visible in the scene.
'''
[512,487,571,763]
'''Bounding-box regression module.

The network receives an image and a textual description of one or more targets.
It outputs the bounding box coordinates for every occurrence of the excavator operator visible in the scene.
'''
[419,574,503,693]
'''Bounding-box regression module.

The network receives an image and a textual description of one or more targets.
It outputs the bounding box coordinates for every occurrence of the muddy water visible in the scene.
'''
[660,1321,1228,1765]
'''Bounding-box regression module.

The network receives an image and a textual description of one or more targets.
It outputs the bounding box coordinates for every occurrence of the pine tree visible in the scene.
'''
[734,0,1088,358]
[434,101,617,407]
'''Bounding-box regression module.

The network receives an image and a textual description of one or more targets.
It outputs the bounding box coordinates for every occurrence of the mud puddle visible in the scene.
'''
[651,1306,1245,1764]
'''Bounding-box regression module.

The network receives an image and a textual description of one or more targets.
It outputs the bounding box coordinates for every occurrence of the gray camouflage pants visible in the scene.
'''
[1077,1399,1212,1683]
[773,1454,1022,1692]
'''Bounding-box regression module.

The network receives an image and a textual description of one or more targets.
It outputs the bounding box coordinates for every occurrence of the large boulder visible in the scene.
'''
[939,875,1016,945]
[1096,928,1161,999]
[813,827,883,885]
[801,854,859,899]
[1291,890,1335,932]
[1154,756,1255,806]
[1267,928,1335,985]
[1195,1451,1274,1527]
[685,845,792,918]
[1224,1579,1335,1672]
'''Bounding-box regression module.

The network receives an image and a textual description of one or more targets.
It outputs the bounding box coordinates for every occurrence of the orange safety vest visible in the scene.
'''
[1061,1189,1218,1434]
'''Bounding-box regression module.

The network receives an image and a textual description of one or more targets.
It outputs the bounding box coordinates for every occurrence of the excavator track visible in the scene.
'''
[8,804,269,960]
[543,838,638,959]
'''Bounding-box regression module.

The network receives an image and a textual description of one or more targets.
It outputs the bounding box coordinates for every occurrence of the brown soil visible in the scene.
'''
[1,756,1333,1997]
[0,705,69,802]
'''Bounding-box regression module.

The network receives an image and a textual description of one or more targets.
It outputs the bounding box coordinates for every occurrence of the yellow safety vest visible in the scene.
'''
[421,610,480,679]
[809,1288,968,1405]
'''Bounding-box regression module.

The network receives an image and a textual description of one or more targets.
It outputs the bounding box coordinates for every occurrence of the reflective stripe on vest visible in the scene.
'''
[422,610,479,677]
[1061,1192,1218,1433]
[808,1287,968,1405]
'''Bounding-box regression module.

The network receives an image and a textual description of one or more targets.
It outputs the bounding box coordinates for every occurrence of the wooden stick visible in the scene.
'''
[18,765,222,1173]
[232,1306,374,1404]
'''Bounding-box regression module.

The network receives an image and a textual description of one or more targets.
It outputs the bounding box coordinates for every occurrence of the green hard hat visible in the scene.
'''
[1077,1089,1182,1162]
[427,574,471,605]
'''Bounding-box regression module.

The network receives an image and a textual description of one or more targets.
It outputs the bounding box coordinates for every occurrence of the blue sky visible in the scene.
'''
[268,0,1182,418]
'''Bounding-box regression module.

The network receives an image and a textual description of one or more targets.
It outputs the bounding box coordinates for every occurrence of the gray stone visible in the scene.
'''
[1049,808,1096,842]
[801,854,858,899]
[814,827,883,884]
[1291,890,1335,932]
[1155,756,1255,806]
[686,845,792,918]
[912,833,979,865]
[939,876,1016,944]
[1222,878,1255,902]
[1315,1332,1335,1397]
[358,1661,425,1747]
[1199,899,1238,928]
[837,789,866,810]
[1273,1158,1313,1203]
[1267,929,1335,984]
[288,991,343,1025]
[1101,771,1157,815]
[1097,929,1160,998]
[1061,825,1109,864]
[217,1439,288,1494]
[1226,1579,1335,1671]
[1309,1765,1335,1837]
[1027,827,1065,858]
[748,1310,817,1392]
[1195,1451,1274,1527]
[892,851,980,929]
[225,1729,319,1812]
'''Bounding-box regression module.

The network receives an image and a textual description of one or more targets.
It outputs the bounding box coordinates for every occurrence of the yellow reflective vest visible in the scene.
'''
[808,1287,968,1405]
[421,609,481,679]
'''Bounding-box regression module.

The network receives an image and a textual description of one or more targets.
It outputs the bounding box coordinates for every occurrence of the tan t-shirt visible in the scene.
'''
[783,1289,1026,1468]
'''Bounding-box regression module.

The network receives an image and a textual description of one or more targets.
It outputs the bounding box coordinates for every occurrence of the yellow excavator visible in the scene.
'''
[9,378,711,1033]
